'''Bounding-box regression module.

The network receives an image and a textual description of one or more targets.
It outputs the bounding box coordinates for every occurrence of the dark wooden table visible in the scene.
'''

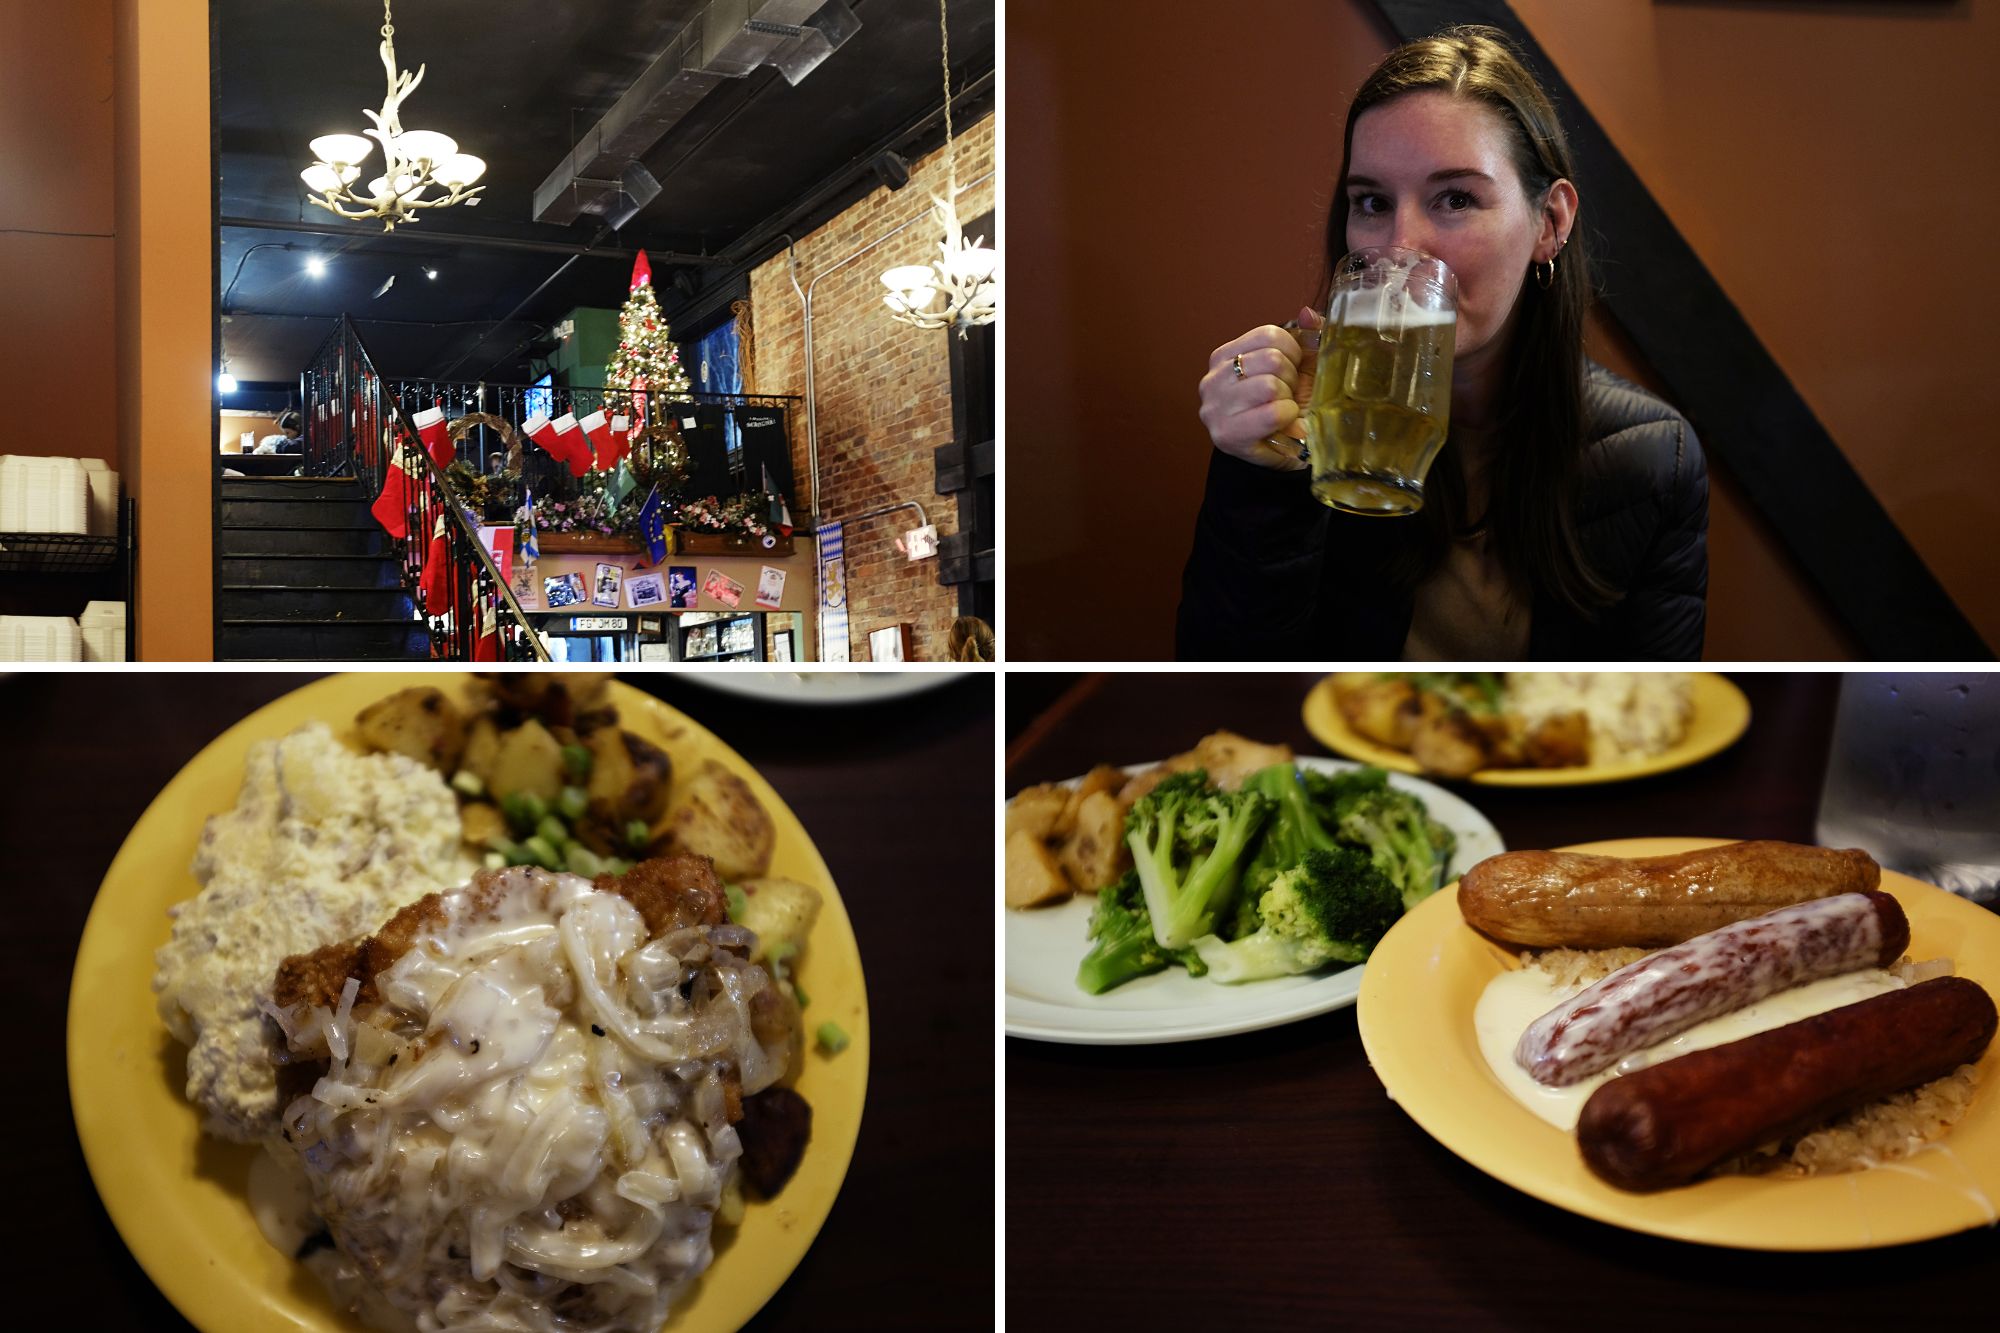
[1007,673,2000,1324]
[5,671,994,1332]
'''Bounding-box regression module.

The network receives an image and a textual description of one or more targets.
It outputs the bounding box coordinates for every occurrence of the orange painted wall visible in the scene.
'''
[115,0,213,660]
[0,0,120,465]
[1006,0,1994,661]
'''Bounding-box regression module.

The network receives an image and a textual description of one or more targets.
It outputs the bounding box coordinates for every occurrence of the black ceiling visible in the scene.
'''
[216,0,995,387]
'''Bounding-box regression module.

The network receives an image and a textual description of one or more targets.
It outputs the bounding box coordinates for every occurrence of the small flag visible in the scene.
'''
[521,485,540,564]
[763,464,793,536]
[638,484,667,566]
[605,457,637,516]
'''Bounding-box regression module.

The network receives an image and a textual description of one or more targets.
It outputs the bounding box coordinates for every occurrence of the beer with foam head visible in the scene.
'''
[1303,248,1457,516]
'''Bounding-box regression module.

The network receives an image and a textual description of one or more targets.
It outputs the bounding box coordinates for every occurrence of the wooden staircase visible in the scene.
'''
[215,477,429,660]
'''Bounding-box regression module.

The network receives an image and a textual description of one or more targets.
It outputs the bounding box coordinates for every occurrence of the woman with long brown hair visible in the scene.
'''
[1181,25,1707,660]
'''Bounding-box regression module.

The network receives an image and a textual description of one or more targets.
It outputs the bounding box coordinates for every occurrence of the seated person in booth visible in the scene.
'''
[255,410,303,455]
[1181,25,1707,661]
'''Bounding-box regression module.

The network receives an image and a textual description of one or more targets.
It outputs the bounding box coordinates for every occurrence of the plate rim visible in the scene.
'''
[1357,834,2000,1250]
[1003,756,1505,1045]
[66,673,869,1332]
[1303,672,1752,786]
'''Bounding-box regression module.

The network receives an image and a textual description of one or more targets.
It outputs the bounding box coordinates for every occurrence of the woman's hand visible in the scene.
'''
[1198,307,1323,470]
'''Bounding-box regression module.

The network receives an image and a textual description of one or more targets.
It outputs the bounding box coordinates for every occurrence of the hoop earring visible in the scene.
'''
[1535,255,1557,290]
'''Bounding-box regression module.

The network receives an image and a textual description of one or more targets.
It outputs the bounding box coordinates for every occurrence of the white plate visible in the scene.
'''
[1004,757,1506,1044]
[681,671,961,704]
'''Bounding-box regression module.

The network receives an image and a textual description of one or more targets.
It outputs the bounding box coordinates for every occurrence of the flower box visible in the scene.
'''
[538,532,644,555]
[675,529,794,558]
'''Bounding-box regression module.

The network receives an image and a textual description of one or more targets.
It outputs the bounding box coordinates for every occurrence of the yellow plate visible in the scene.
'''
[67,673,869,1332]
[1358,836,2000,1250]
[1302,672,1752,785]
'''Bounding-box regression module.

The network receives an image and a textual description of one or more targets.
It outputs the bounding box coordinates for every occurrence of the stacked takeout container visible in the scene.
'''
[0,455,119,535]
[0,615,82,661]
[80,600,126,661]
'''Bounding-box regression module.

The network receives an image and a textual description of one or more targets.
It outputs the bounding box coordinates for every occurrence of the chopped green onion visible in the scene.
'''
[602,857,632,876]
[501,791,547,834]
[567,846,606,878]
[450,770,486,799]
[521,835,562,871]
[725,885,749,922]
[557,785,591,823]
[815,1022,849,1055]
[791,981,810,1009]
[536,815,571,849]
[766,940,798,966]
[562,744,594,782]
[481,850,507,871]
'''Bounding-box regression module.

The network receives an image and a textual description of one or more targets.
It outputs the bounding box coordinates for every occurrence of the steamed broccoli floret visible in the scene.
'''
[1075,871,1206,993]
[1336,784,1458,911]
[1190,847,1404,983]
[1125,770,1272,950]
[1234,764,1343,937]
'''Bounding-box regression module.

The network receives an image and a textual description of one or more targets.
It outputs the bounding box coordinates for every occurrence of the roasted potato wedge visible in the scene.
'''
[476,672,616,733]
[1055,789,1129,893]
[734,876,823,964]
[1053,765,1126,841]
[459,715,503,790]
[459,800,508,850]
[1192,731,1294,791]
[576,730,675,854]
[355,686,467,773]
[1006,829,1072,909]
[488,717,567,803]
[1335,675,1420,750]
[663,759,775,880]
[1005,785,1069,842]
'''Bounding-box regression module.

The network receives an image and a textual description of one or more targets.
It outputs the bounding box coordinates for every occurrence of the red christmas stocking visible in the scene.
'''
[413,405,451,469]
[577,410,613,470]
[600,413,632,471]
[549,413,591,478]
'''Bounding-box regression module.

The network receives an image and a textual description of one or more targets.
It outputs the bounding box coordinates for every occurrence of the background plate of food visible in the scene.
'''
[67,673,868,1333]
[683,671,958,705]
[1005,735,1504,1045]
[1302,672,1752,785]
[1357,836,2000,1250]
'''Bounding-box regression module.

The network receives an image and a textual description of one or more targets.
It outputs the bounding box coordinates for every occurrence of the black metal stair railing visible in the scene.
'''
[300,317,547,661]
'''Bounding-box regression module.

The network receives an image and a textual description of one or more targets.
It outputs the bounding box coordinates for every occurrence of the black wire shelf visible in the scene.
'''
[0,531,120,574]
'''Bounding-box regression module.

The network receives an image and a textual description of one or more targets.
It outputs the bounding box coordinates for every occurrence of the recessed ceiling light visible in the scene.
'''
[307,256,328,277]
[425,267,438,280]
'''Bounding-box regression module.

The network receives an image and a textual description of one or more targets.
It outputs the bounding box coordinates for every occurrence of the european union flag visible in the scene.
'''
[521,484,540,564]
[638,484,667,565]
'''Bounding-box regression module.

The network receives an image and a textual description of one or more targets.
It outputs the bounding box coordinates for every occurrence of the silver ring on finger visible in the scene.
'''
[1232,353,1245,380]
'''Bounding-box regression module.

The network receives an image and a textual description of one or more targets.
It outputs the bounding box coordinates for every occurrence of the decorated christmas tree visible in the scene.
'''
[605,250,692,428]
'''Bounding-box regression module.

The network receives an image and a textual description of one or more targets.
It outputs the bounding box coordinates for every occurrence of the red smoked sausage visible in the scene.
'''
[1577,976,1997,1192]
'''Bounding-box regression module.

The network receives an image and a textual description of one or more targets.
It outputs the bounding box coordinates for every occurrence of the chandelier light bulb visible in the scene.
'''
[309,133,373,167]
[306,255,328,277]
[300,163,343,194]
[434,153,485,188]
[391,130,457,165]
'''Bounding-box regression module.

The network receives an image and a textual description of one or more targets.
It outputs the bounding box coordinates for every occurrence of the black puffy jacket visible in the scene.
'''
[1177,362,1708,660]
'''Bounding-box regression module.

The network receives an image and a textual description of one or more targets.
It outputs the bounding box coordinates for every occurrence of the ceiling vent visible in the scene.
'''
[534,0,860,226]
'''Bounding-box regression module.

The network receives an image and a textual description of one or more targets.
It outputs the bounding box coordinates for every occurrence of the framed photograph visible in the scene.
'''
[756,564,786,609]
[868,623,911,662]
[771,628,794,662]
[543,572,586,609]
[626,571,666,608]
[668,566,698,609]
[702,568,745,610]
[591,562,624,609]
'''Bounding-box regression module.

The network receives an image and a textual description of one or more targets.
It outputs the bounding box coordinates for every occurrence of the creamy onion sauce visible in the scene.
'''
[1475,965,1907,1130]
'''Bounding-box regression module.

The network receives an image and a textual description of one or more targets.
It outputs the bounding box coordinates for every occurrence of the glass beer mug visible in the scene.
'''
[1287,246,1458,516]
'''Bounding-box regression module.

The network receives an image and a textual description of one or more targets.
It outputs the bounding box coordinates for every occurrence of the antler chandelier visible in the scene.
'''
[299,0,485,231]
[881,0,998,336]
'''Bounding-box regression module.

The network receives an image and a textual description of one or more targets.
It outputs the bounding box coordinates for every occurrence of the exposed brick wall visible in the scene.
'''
[746,113,994,663]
